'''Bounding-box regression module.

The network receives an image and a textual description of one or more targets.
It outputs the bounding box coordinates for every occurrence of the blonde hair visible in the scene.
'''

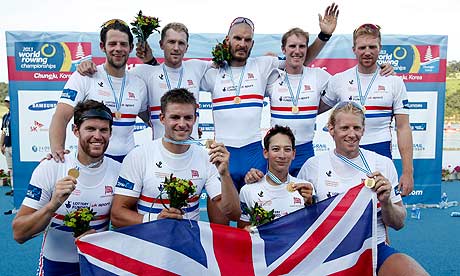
[353,24,381,47]
[328,102,365,128]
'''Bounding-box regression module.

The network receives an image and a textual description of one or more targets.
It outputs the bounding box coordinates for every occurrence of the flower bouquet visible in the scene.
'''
[130,10,160,42]
[63,207,96,237]
[244,202,275,226]
[160,174,197,209]
[0,169,10,186]
[211,39,232,68]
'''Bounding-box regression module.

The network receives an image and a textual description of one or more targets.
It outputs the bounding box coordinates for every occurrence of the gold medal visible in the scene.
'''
[292,106,299,114]
[205,139,214,149]
[115,111,122,119]
[286,182,296,193]
[234,96,241,104]
[68,168,80,179]
[364,178,375,188]
[362,106,366,113]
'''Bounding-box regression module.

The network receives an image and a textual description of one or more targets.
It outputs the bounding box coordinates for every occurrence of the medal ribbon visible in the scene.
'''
[267,170,289,185]
[163,137,206,147]
[355,66,378,107]
[163,64,184,90]
[105,66,126,114]
[334,149,372,176]
[228,65,246,99]
[74,151,104,170]
[284,69,305,108]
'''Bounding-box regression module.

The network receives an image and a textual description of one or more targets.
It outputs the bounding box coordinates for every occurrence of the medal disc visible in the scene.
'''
[361,106,366,113]
[205,139,214,149]
[292,106,299,114]
[115,111,122,119]
[68,168,80,179]
[364,178,375,188]
[286,182,296,192]
[234,97,241,104]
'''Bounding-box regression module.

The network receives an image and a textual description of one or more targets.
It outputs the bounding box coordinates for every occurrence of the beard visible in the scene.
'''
[229,44,252,63]
[106,55,128,70]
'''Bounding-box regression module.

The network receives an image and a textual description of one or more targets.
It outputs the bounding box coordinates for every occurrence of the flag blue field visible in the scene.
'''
[77,183,377,275]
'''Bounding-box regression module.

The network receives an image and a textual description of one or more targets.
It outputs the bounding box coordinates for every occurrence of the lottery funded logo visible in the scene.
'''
[15,42,92,72]
[378,45,440,74]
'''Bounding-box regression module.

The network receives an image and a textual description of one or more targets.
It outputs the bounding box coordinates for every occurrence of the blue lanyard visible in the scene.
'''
[104,66,126,112]
[334,149,372,176]
[163,137,206,146]
[228,65,246,97]
[163,64,184,90]
[267,170,289,185]
[355,66,378,107]
[284,69,305,107]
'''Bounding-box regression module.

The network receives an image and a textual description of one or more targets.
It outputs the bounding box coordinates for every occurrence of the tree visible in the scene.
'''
[0,82,8,100]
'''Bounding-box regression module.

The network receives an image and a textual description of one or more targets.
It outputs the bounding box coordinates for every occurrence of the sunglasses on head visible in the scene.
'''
[335,101,365,112]
[229,17,254,31]
[354,23,381,34]
[101,19,128,29]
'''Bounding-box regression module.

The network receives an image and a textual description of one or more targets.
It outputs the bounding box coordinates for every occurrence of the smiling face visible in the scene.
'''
[264,133,295,174]
[329,111,364,158]
[160,102,196,141]
[100,29,133,70]
[353,34,381,73]
[160,28,188,68]
[226,23,254,66]
[74,118,111,161]
[282,34,308,74]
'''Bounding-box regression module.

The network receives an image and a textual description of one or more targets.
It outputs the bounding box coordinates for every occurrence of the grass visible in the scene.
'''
[446,78,460,96]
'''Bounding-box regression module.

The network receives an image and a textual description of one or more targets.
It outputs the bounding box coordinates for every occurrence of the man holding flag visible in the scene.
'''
[298,101,427,275]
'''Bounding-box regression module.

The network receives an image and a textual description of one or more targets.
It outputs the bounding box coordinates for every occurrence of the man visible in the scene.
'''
[79,22,209,140]
[110,89,240,227]
[200,7,339,191]
[50,19,148,163]
[322,23,413,196]
[298,102,427,275]
[238,125,314,229]
[266,28,332,176]
[1,96,13,197]
[13,100,120,276]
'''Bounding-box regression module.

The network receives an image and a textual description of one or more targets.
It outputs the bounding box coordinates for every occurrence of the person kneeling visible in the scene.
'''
[238,125,314,230]
[298,101,428,275]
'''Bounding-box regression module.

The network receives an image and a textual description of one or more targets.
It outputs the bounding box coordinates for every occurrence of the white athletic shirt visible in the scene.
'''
[201,56,281,147]
[59,64,148,156]
[21,154,120,264]
[131,60,210,139]
[267,67,331,145]
[239,175,306,222]
[298,148,401,243]
[114,138,222,221]
[323,66,409,145]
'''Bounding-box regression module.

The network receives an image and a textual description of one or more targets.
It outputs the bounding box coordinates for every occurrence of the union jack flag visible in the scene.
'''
[77,183,376,275]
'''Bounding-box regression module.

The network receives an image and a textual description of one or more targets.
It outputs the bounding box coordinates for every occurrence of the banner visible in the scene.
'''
[6,31,447,206]
[77,184,376,275]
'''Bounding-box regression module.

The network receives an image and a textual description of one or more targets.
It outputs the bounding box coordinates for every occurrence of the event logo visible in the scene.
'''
[28,100,58,111]
[15,42,91,72]
[378,45,440,74]
[134,122,148,132]
[30,121,45,132]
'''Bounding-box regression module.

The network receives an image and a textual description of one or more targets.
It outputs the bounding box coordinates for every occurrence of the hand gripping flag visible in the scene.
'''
[77,183,377,275]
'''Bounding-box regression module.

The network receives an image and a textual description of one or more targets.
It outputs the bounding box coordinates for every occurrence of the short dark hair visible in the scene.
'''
[160,88,197,113]
[263,125,295,150]
[74,100,113,130]
[100,19,134,46]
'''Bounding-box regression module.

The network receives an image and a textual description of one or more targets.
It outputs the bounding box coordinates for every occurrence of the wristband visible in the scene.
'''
[142,213,158,223]
[145,57,159,66]
[318,32,332,42]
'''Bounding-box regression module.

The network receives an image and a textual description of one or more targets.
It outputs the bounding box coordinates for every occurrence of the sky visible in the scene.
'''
[1,0,458,82]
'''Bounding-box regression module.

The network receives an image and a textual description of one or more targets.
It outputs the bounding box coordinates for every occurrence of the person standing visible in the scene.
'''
[1,96,13,197]
[49,19,148,163]
[322,24,413,196]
